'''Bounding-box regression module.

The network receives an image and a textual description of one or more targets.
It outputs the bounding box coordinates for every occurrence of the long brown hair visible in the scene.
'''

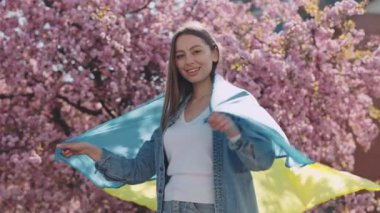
[160,22,220,130]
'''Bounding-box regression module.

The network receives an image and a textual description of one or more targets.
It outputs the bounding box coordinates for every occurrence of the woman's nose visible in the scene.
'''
[185,55,195,65]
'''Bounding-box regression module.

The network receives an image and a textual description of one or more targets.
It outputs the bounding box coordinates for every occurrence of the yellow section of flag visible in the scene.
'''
[104,159,380,212]
[104,180,157,210]
[253,159,380,213]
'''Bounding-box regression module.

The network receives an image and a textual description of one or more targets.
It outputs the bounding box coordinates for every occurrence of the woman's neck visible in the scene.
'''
[191,78,213,100]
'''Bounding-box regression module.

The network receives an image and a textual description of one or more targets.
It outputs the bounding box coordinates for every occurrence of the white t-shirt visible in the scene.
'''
[163,105,214,204]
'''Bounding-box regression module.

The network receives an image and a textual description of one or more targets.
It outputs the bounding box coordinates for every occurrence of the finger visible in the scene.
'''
[61,149,73,157]
[208,113,218,123]
[208,117,218,127]
[220,121,231,132]
[209,113,232,130]
[209,116,223,129]
[211,119,227,131]
[209,118,220,126]
[218,121,231,132]
[211,114,224,126]
[56,144,66,149]
[57,143,73,149]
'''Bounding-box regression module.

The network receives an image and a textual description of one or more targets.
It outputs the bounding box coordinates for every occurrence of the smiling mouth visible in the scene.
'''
[186,67,200,75]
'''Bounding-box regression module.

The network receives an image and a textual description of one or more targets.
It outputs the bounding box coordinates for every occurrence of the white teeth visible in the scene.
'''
[187,68,199,73]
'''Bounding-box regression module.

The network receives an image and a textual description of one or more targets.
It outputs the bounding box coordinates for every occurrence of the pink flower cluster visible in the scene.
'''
[1,0,379,212]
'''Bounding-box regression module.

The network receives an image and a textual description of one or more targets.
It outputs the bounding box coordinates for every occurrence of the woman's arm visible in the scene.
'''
[208,113,275,171]
[58,129,159,184]
[94,145,155,184]
[228,116,275,171]
[58,142,102,161]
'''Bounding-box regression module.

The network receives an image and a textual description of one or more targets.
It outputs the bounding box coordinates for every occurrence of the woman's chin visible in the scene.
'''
[184,75,211,85]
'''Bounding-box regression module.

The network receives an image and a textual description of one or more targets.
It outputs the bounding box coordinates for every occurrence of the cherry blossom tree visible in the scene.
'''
[1,0,379,212]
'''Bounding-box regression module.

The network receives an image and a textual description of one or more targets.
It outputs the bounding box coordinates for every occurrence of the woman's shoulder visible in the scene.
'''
[151,127,162,138]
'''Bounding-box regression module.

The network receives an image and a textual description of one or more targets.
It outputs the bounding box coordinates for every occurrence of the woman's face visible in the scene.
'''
[175,34,218,84]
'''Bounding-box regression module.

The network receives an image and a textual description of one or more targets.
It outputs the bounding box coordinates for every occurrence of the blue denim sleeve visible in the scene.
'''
[94,129,159,184]
[228,116,275,171]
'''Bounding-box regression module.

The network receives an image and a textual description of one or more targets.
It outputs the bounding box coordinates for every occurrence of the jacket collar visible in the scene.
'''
[166,74,244,128]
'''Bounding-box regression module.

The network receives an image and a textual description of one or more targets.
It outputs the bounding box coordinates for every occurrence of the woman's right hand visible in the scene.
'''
[57,142,102,161]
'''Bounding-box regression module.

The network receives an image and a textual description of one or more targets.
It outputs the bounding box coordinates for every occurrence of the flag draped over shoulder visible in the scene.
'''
[55,75,380,212]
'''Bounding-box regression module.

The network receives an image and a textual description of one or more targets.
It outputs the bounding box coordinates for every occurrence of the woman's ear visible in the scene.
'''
[212,46,219,62]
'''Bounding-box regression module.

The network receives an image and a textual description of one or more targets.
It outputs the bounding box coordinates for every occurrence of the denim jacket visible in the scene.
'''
[95,107,276,213]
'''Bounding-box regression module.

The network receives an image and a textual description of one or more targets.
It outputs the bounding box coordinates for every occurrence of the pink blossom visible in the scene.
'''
[1,0,379,212]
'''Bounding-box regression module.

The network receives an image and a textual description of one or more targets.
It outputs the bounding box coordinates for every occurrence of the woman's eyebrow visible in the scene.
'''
[176,44,202,53]
[190,45,202,50]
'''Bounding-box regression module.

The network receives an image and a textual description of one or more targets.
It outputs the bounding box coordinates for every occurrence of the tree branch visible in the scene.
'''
[190,0,199,12]
[127,0,153,14]
[0,93,34,99]
[0,146,29,154]
[52,106,71,136]
[42,0,54,7]
[100,100,117,118]
[57,94,102,116]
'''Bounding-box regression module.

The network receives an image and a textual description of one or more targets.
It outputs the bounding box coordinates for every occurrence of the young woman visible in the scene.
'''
[57,22,276,213]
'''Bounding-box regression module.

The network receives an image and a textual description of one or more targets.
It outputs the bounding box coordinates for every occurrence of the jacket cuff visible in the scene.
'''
[228,135,244,150]
[228,133,241,143]
[94,148,112,173]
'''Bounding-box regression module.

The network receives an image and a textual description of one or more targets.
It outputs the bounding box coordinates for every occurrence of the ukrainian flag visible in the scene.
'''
[55,75,380,212]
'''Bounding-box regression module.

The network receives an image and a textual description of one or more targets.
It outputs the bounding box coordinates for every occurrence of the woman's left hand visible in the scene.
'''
[208,112,240,138]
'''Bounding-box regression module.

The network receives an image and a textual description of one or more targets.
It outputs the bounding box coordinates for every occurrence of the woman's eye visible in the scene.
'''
[176,55,184,59]
[193,50,201,54]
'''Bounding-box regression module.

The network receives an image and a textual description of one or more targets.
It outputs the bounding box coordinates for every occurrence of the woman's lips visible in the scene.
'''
[186,67,200,76]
